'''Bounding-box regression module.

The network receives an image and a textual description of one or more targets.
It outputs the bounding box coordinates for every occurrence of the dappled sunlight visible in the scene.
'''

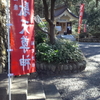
[51,76,100,100]
[79,42,100,47]
[50,72,100,100]
[82,69,99,78]
[61,79,88,92]
[86,63,98,72]
[88,54,100,62]
[84,55,100,77]
[79,42,100,58]
[73,87,100,100]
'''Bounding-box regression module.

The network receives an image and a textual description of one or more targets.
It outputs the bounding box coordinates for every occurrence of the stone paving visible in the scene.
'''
[40,42,100,100]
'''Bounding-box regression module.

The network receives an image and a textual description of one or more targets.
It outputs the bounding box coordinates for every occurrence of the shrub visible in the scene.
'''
[36,39,84,64]
[35,31,47,45]
[92,32,100,38]
[79,32,89,38]
[36,43,58,63]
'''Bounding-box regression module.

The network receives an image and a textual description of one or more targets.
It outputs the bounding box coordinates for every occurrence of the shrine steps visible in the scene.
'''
[0,74,62,100]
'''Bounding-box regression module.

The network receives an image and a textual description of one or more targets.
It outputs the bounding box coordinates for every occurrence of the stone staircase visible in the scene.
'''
[0,74,62,100]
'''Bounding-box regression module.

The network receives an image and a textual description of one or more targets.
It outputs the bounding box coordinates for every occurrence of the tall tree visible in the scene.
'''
[42,0,56,44]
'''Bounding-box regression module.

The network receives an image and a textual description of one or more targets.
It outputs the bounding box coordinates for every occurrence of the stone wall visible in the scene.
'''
[36,60,86,75]
[77,38,100,42]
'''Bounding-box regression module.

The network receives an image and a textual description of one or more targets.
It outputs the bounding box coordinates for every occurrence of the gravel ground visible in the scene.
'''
[39,42,100,100]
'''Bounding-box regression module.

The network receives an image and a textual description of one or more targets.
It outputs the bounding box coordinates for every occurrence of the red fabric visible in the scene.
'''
[10,0,36,75]
[78,4,84,34]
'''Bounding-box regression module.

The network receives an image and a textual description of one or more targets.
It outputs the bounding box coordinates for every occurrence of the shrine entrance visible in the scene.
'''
[56,21,72,34]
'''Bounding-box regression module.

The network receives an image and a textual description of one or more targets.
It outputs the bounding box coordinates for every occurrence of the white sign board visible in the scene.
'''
[55,26,62,31]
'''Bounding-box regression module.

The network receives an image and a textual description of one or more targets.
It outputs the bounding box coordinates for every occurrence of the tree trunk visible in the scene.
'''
[96,0,98,7]
[49,23,55,44]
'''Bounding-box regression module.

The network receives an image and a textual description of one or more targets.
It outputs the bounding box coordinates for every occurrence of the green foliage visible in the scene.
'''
[35,30,47,45]
[91,31,100,38]
[36,39,83,64]
[38,21,48,32]
[38,22,48,27]
[79,32,89,38]
[84,1,100,38]
[36,43,58,63]
[72,0,100,38]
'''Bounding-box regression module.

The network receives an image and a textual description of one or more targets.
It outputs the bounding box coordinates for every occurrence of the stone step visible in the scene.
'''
[43,83,62,100]
[0,74,8,100]
[9,77,28,100]
[27,79,45,100]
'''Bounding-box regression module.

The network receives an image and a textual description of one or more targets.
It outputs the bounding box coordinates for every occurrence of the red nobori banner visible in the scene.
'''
[10,0,36,75]
[78,4,84,34]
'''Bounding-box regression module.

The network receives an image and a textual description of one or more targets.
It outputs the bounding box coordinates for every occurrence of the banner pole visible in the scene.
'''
[6,0,11,100]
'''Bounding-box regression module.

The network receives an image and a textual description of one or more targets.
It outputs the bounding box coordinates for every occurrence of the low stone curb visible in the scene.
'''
[76,38,100,42]
[36,60,86,75]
